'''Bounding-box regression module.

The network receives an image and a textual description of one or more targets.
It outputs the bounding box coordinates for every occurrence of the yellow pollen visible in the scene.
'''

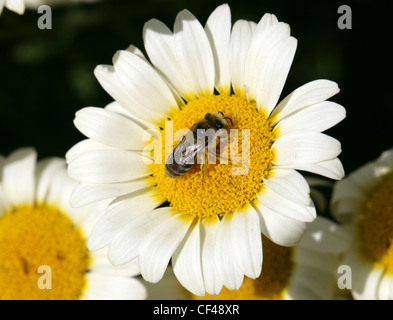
[0,205,90,300]
[153,94,274,218]
[192,234,293,300]
[360,173,393,273]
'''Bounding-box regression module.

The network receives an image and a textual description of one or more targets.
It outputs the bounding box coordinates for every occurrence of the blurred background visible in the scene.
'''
[0,0,391,177]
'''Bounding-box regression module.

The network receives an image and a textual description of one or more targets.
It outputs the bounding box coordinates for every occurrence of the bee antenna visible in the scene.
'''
[218,111,224,117]
[224,116,233,126]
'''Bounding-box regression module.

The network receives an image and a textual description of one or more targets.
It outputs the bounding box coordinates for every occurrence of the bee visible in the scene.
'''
[165,112,233,181]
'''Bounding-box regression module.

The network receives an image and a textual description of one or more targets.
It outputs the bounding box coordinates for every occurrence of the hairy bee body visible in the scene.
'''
[165,112,231,178]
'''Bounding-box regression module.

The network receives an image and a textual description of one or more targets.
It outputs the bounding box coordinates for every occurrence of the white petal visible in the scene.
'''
[83,273,147,300]
[35,157,66,205]
[274,101,346,135]
[288,265,335,299]
[270,79,340,124]
[256,185,316,223]
[172,220,205,296]
[5,0,25,14]
[204,4,232,94]
[70,176,156,207]
[263,168,311,206]
[67,149,152,183]
[256,36,297,115]
[245,20,291,103]
[113,50,178,120]
[74,107,147,150]
[214,213,244,290]
[66,138,110,165]
[2,148,36,207]
[107,187,165,217]
[273,131,342,165]
[293,246,338,274]
[90,248,140,277]
[298,216,351,253]
[253,200,306,246]
[105,212,153,264]
[349,254,383,300]
[201,216,223,295]
[94,64,161,126]
[279,157,345,180]
[143,19,195,101]
[377,274,393,300]
[173,9,215,97]
[231,204,262,279]
[229,19,256,96]
[89,187,165,252]
[139,210,194,283]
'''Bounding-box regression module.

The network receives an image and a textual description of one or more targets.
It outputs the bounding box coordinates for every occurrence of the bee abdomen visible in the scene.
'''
[165,162,192,177]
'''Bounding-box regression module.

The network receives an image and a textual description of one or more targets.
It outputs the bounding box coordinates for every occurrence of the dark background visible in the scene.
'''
[0,0,392,176]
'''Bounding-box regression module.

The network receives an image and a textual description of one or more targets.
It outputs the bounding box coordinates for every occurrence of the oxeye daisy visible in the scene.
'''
[0,148,146,300]
[66,4,346,296]
[331,148,393,300]
[145,217,350,300]
[0,0,25,15]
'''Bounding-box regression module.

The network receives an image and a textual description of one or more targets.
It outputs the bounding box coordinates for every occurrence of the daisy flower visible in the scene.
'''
[0,0,25,15]
[145,217,350,300]
[331,148,393,299]
[0,148,146,300]
[66,4,346,296]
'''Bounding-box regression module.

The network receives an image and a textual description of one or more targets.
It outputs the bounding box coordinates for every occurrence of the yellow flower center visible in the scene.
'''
[0,205,90,300]
[192,235,293,299]
[360,173,393,273]
[153,94,274,218]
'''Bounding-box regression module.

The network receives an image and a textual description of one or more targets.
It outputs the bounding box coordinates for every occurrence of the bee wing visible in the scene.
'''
[172,141,205,165]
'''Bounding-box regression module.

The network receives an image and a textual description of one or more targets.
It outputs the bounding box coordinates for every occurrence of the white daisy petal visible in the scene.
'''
[83,273,147,300]
[298,216,351,253]
[67,149,152,183]
[214,213,244,290]
[245,20,291,103]
[204,3,232,95]
[173,9,215,97]
[288,265,335,299]
[74,107,147,150]
[280,157,345,180]
[5,0,25,14]
[293,246,338,274]
[172,220,205,296]
[35,157,67,205]
[253,200,307,246]
[229,19,256,96]
[255,36,297,115]
[113,50,178,120]
[263,168,311,206]
[349,255,383,300]
[256,185,316,223]
[139,209,194,283]
[201,216,223,295]
[70,176,156,208]
[89,187,165,252]
[273,131,342,165]
[143,18,195,101]
[89,248,140,277]
[94,64,161,126]
[231,204,262,279]
[65,138,110,165]
[274,101,346,135]
[377,274,393,300]
[2,148,36,206]
[270,79,340,124]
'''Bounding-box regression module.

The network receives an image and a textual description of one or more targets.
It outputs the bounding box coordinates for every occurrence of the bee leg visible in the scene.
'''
[207,149,231,164]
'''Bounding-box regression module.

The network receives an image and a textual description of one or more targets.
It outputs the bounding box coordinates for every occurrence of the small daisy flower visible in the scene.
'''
[0,0,25,15]
[0,148,146,300]
[67,4,346,296]
[331,148,393,300]
[145,217,350,300]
